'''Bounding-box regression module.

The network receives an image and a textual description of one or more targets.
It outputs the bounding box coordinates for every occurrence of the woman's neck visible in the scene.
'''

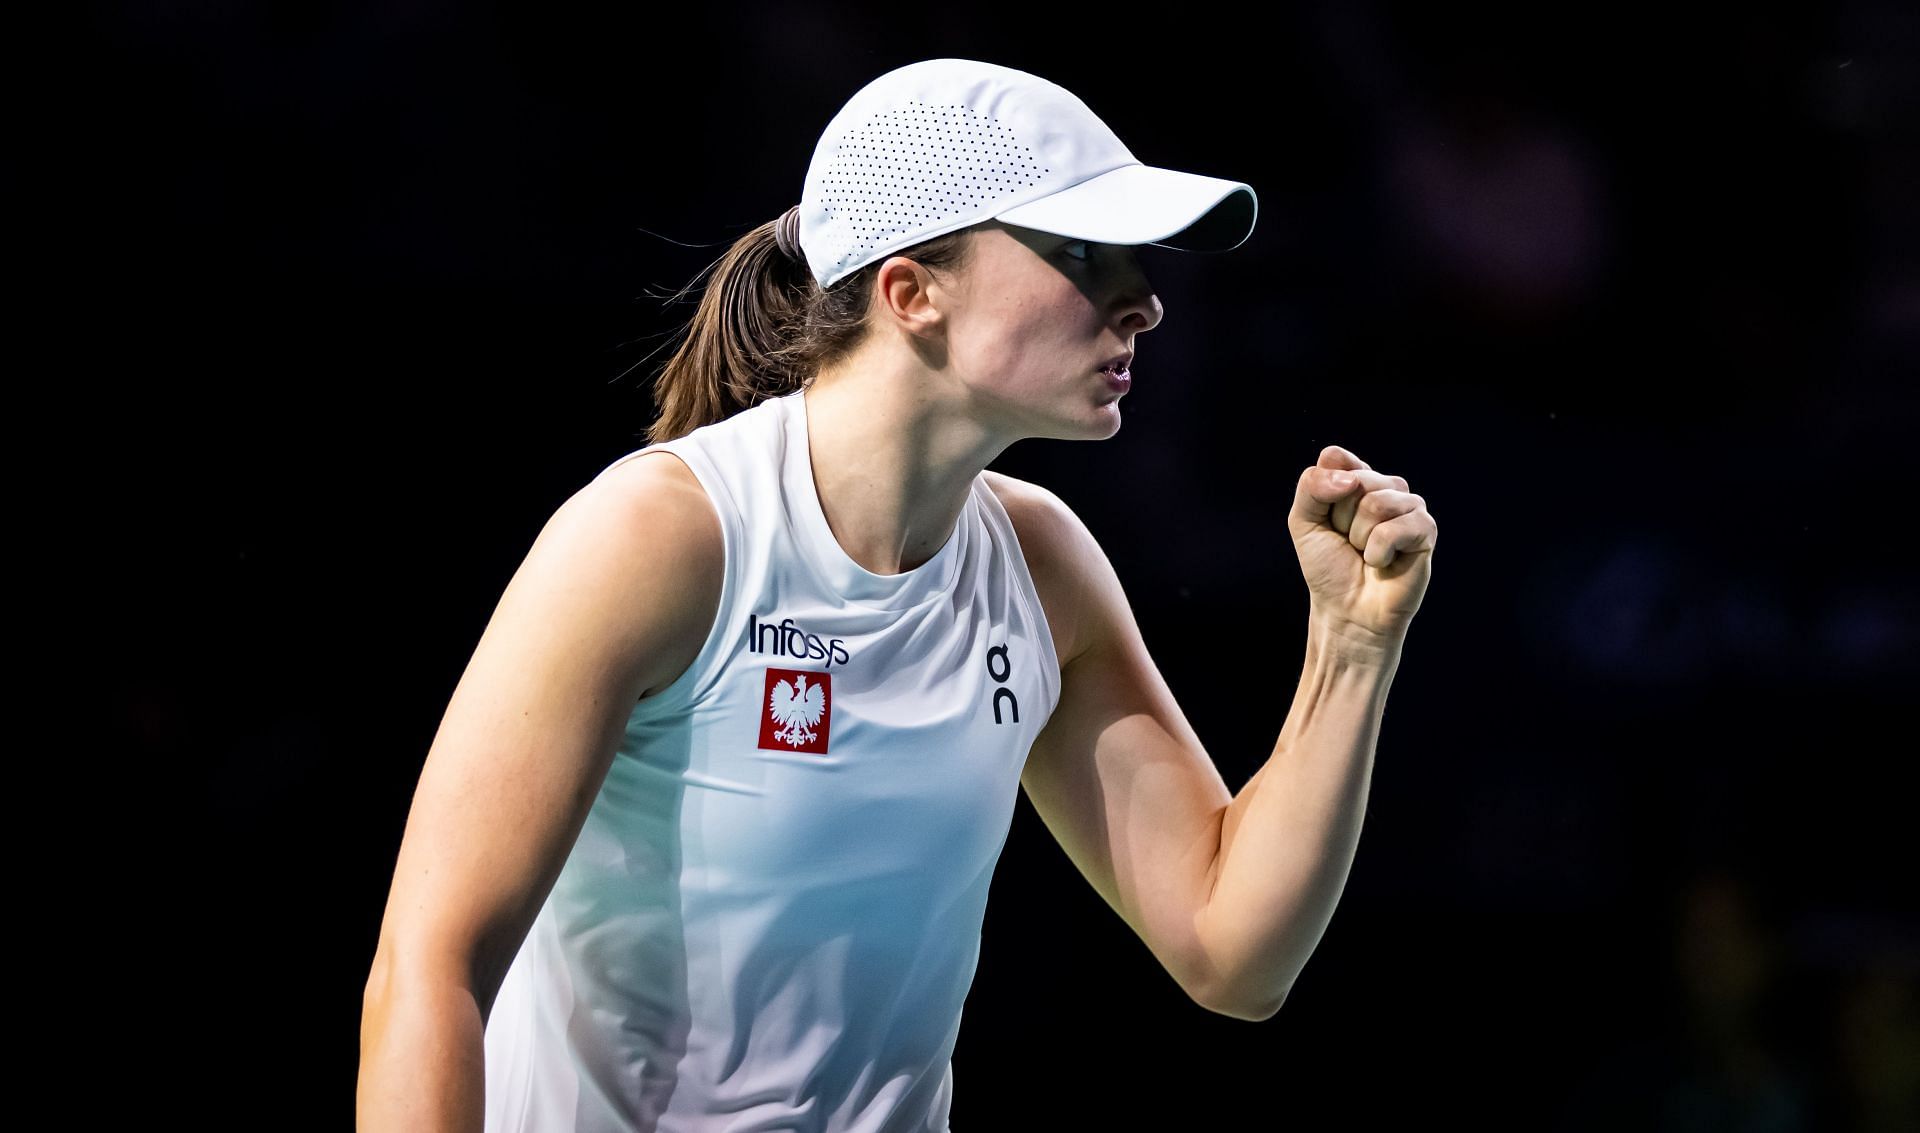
[799,377,1006,575]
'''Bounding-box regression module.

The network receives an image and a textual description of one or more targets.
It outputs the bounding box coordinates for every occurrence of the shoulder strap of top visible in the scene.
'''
[971,474,1063,716]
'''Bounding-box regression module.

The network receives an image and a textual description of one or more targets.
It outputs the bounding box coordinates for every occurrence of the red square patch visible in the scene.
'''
[759,667,831,754]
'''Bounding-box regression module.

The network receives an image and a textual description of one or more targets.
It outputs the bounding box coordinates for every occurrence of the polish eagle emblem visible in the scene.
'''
[769,672,827,747]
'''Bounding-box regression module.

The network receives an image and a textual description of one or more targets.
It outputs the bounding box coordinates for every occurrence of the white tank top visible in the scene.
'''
[482,386,1062,1133]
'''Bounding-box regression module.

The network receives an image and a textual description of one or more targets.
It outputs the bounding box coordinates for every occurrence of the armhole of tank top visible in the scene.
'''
[608,441,739,720]
[977,476,1063,718]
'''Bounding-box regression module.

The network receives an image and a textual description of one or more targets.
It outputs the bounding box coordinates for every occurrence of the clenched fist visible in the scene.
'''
[1285,444,1437,644]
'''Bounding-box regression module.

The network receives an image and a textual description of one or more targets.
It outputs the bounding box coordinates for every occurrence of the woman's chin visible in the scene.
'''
[1086,398,1124,438]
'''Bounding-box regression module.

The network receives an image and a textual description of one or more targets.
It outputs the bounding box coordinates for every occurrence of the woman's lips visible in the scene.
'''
[1099,364,1131,392]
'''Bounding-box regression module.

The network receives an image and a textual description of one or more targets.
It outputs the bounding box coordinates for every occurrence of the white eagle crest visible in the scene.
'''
[769,672,827,747]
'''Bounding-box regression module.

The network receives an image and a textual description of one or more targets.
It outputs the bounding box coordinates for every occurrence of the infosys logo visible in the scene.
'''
[745,613,851,669]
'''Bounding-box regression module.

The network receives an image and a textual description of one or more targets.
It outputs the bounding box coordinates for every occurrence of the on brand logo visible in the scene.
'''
[987,642,1019,725]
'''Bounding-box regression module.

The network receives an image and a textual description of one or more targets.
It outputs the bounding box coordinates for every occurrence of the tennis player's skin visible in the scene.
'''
[361,214,1434,1127]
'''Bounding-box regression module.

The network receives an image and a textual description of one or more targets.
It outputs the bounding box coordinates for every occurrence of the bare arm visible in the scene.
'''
[1200,614,1397,1020]
[1010,471,1404,1022]
[356,452,723,1132]
[1002,478,1238,1015]
[1004,472,1399,1022]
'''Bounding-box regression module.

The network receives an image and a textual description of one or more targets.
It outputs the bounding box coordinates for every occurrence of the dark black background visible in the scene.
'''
[84,1,1916,1129]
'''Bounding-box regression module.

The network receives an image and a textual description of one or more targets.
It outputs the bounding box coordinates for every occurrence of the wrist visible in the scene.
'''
[1307,608,1406,664]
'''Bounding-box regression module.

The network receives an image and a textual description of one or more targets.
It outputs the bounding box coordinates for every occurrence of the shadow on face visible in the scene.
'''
[962,219,1148,303]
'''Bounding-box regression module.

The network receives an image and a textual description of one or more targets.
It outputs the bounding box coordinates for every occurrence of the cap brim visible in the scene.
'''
[992,163,1257,252]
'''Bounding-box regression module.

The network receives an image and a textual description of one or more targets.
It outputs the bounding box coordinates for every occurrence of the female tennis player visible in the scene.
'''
[358,57,1435,1132]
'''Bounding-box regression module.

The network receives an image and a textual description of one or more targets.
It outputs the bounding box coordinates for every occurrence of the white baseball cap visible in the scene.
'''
[795,58,1258,290]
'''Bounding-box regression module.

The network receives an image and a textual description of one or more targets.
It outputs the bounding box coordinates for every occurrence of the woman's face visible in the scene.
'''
[932,220,1164,441]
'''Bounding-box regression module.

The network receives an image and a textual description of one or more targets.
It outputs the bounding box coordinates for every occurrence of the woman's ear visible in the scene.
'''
[871,256,947,338]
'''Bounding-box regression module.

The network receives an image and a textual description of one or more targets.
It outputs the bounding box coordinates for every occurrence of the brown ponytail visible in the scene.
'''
[644,214,974,444]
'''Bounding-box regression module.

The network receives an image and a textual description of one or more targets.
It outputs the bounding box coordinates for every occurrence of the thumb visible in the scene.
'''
[1290,464,1360,532]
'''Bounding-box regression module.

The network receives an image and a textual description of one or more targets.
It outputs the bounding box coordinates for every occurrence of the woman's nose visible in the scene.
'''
[1119,293,1162,334]
[1114,271,1163,332]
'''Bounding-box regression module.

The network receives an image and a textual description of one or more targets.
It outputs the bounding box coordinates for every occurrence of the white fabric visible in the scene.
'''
[483,386,1062,1132]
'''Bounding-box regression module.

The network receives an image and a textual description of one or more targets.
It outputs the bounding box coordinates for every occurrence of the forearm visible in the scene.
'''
[1198,611,1402,1018]
[357,953,488,1133]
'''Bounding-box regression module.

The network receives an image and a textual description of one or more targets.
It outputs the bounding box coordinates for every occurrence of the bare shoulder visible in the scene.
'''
[595,447,707,504]
[981,469,1101,669]
[584,450,724,566]
[570,449,726,699]
[590,450,720,537]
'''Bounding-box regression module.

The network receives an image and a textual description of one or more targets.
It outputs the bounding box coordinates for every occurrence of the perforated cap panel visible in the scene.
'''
[815,100,1051,289]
